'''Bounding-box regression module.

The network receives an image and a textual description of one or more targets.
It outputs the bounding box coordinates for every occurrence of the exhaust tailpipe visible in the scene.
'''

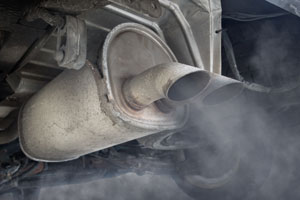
[198,74,244,106]
[123,62,210,110]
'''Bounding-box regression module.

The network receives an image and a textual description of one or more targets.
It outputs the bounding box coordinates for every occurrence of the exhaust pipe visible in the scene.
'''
[123,62,210,110]
[123,62,244,110]
[199,74,244,106]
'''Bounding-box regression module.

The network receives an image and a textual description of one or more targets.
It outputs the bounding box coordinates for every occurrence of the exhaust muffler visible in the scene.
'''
[19,23,210,162]
[19,23,243,162]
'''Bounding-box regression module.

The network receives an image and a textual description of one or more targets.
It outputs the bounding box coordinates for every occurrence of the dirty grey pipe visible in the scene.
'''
[158,0,204,69]
[123,62,210,110]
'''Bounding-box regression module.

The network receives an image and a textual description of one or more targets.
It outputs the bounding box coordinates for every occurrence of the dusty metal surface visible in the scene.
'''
[159,0,222,73]
[19,23,196,162]
[0,0,223,159]
[159,0,204,69]
[101,23,188,129]
[105,5,166,40]
[19,61,133,162]
[104,0,222,73]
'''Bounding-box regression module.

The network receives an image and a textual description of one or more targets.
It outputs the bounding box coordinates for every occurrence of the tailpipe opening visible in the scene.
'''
[200,74,244,106]
[123,62,210,110]
[167,72,209,101]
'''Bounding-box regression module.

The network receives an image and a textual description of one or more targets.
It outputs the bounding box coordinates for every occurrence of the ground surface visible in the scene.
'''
[0,174,193,200]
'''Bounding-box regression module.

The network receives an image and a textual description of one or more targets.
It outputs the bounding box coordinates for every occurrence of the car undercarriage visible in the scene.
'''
[1,0,300,199]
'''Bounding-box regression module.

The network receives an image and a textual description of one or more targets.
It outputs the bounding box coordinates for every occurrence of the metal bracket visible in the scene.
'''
[55,16,87,70]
